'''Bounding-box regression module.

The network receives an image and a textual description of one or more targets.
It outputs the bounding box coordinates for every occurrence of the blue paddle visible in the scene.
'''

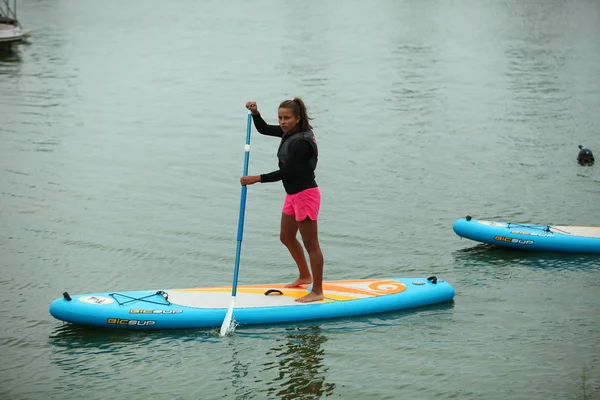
[220,110,253,336]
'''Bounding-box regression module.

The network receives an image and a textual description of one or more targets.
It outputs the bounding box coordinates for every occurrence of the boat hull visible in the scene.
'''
[453,217,600,254]
[49,277,455,330]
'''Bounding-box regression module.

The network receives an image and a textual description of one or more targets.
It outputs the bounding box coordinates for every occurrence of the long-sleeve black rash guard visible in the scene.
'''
[252,113,318,195]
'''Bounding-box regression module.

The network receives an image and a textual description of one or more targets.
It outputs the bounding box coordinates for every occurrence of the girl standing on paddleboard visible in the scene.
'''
[240,98,324,303]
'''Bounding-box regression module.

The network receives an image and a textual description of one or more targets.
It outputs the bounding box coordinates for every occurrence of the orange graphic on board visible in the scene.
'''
[174,279,407,299]
[322,280,407,297]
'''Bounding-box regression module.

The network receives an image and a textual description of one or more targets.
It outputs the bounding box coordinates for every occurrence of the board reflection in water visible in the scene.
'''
[266,326,335,399]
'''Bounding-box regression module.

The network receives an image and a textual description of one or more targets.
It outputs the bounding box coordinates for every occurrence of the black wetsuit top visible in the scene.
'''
[252,113,318,195]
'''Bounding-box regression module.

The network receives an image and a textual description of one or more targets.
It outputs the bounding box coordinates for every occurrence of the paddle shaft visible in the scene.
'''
[231,111,253,297]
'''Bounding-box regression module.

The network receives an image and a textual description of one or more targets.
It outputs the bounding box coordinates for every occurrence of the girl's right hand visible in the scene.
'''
[245,101,259,115]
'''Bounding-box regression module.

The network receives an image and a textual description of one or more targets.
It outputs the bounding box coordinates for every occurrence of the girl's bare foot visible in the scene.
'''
[285,277,312,288]
[295,291,324,303]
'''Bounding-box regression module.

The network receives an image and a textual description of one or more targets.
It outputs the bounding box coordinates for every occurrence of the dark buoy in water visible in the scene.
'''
[577,145,594,166]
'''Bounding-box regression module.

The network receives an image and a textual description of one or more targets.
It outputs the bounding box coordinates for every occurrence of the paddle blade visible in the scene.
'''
[219,298,235,336]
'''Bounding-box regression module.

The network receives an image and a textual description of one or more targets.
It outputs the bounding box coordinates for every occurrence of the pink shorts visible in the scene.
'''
[282,187,321,222]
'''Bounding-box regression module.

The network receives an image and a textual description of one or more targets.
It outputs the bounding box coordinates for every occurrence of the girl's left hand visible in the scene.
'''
[240,175,261,186]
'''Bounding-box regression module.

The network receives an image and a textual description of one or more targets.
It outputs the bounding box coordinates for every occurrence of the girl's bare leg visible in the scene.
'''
[280,213,312,287]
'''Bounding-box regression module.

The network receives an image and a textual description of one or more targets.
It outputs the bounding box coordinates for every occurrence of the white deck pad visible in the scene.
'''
[167,288,310,309]
[551,226,600,238]
[167,279,409,309]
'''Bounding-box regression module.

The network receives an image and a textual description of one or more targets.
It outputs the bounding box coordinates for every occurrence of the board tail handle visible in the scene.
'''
[63,292,72,301]
[427,276,438,284]
[264,289,284,296]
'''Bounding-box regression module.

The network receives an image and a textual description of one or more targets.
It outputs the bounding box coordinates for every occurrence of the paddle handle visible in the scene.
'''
[231,111,253,297]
